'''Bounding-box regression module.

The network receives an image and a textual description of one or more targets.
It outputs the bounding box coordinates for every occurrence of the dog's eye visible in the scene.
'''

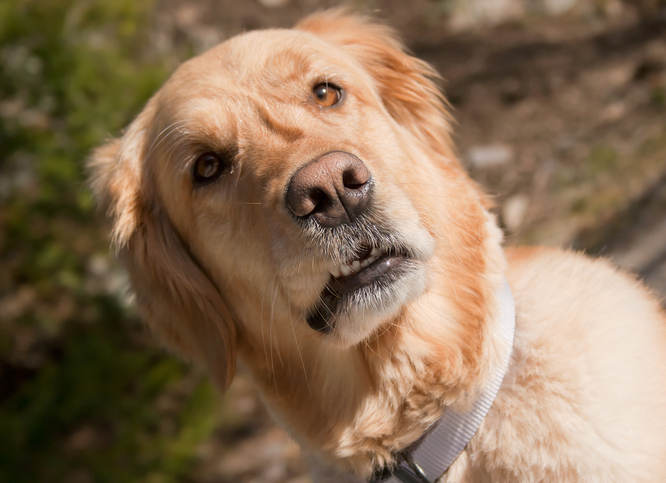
[313,82,343,107]
[193,151,231,184]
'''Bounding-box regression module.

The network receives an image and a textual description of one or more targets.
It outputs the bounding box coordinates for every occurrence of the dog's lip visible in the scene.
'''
[329,251,406,294]
[306,248,412,333]
[329,245,381,278]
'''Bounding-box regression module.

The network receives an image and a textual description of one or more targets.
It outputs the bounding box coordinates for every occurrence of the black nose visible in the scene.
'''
[285,151,372,227]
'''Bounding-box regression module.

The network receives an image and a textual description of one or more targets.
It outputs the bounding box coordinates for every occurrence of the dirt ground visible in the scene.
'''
[135,2,666,482]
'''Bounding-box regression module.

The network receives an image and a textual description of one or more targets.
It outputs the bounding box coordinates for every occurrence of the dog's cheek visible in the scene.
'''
[268,222,331,310]
[365,151,437,259]
[280,267,330,310]
[185,202,278,296]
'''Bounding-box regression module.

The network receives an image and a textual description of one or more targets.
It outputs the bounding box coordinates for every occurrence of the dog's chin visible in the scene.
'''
[306,258,428,348]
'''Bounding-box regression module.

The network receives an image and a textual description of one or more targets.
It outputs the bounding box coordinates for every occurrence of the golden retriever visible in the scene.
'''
[89,10,666,482]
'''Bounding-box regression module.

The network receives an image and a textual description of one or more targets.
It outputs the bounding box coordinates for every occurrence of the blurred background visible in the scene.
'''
[1,0,665,482]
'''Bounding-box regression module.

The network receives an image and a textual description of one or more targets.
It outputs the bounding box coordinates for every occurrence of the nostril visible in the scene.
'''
[342,168,369,190]
[342,165,370,190]
[308,188,331,214]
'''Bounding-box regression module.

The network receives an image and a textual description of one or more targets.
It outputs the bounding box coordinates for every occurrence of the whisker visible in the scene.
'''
[288,304,310,394]
[146,119,189,159]
[259,275,271,383]
[269,275,283,369]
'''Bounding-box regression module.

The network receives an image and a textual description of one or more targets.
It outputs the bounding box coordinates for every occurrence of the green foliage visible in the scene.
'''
[651,86,666,107]
[0,0,166,209]
[0,315,215,483]
[586,144,619,174]
[0,1,220,481]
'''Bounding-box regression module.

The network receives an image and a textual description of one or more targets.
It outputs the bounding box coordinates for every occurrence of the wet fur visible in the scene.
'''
[90,10,666,481]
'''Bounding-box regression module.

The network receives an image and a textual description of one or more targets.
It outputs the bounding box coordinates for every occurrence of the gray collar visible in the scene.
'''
[372,279,516,483]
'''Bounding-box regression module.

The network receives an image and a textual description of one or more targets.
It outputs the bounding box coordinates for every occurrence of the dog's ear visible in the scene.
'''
[297,9,454,159]
[88,105,237,390]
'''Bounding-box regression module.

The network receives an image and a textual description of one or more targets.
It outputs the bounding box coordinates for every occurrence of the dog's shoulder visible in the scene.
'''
[487,246,666,480]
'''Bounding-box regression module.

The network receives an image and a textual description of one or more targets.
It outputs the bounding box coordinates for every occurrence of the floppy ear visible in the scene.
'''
[297,9,454,159]
[88,105,237,390]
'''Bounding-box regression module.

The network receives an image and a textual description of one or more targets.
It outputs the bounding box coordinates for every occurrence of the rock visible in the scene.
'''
[258,0,289,8]
[542,0,576,15]
[503,194,530,231]
[448,0,524,30]
[467,144,514,169]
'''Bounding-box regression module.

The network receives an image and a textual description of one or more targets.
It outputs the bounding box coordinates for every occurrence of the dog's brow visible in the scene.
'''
[255,102,304,143]
[266,48,314,84]
[146,119,189,160]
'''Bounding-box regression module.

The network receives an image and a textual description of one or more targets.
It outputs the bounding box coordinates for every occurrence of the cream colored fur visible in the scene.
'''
[455,247,666,481]
[89,10,666,482]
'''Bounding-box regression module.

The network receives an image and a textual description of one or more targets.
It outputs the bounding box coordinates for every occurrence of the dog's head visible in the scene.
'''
[89,10,499,402]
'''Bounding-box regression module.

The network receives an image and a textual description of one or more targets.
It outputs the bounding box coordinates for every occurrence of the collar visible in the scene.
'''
[371,279,516,483]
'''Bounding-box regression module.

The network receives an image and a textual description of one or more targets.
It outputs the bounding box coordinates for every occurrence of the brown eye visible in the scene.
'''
[313,82,343,107]
[193,152,231,184]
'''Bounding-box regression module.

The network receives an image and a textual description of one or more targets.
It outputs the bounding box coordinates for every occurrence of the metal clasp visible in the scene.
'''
[394,451,430,483]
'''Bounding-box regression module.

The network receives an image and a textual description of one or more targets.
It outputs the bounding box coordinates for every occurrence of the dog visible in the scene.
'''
[89,9,666,482]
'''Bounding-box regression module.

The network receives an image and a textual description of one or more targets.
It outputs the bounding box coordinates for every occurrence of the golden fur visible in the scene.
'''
[89,10,666,481]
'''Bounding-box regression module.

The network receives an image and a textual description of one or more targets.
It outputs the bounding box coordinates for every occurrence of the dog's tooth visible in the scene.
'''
[330,266,341,278]
[351,260,361,272]
[340,264,352,277]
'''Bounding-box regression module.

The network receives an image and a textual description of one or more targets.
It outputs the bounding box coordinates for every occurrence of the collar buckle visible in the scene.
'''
[395,451,431,482]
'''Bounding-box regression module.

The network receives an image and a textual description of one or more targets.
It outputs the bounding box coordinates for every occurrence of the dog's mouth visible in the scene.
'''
[307,243,414,333]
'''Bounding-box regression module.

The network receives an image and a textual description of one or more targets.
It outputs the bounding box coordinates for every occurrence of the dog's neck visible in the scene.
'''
[241,216,508,478]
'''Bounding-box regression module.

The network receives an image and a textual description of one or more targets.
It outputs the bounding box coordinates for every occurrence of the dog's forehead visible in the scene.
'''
[150,27,367,145]
[165,28,348,94]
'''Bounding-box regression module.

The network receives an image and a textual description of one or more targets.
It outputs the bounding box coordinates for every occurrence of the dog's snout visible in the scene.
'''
[285,151,372,227]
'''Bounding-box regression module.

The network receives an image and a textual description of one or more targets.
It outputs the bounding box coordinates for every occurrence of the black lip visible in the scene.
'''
[331,254,406,293]
[306,254,409,333]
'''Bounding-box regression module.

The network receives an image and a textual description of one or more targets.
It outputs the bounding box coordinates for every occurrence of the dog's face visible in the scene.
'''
[156,25,442,348]
[90,11,494,395]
